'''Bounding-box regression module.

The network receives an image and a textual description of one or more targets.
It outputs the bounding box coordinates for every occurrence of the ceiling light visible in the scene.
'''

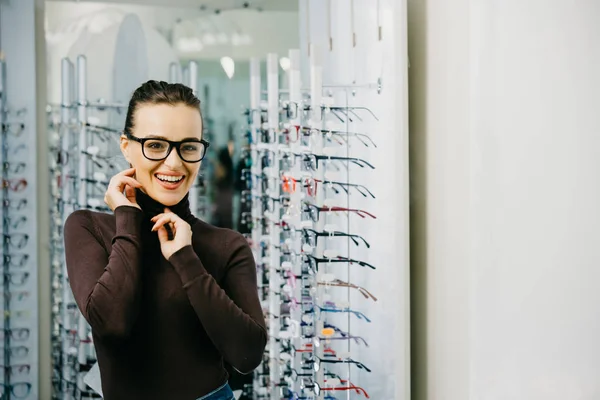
[231,32,242,46]
[217,32,229,44]
[202,32,216,46]
[239,33,252,45]
[220,56,235,79]
[279,57,291,72]
[177,37,204,53]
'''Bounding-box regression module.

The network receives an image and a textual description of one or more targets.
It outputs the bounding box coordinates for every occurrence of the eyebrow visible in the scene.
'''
[142,134,202,141]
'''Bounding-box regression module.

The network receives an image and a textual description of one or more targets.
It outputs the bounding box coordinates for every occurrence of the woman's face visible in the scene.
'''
[120,103,203,206]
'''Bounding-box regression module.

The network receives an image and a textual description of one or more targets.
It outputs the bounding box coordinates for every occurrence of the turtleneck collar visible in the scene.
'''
[135,188,195,224]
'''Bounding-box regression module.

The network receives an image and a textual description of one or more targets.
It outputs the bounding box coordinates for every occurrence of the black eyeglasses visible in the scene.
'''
[0,382,32,398]
[302,228,370,249]
[125,132,209,163]
[0,328,30,341]
[304,355,372,373]
[3,254,29,268]
[0,364,31,377]
[3,199,27,211]
[3,234,29,250]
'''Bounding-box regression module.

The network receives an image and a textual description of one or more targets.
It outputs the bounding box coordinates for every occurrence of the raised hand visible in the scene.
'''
[150,208,193,260]
[104,168,143,211]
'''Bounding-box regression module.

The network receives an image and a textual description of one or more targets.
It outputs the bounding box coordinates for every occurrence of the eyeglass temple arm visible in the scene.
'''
[334,255,376,270]
[354,132,378,147]
[351,208,377,219]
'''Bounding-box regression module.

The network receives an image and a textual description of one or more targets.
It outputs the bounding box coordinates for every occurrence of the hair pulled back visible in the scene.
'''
[124,80,202,135]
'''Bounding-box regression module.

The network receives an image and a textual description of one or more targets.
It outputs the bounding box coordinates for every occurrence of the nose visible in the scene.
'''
[163,147,183,169]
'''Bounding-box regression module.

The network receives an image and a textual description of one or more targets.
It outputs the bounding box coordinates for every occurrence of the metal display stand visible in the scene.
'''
[0,6,42,393]
[50,55,124,400]
[246,45,378,399]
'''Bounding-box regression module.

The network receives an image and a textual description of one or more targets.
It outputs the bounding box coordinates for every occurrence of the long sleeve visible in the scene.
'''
[168,232,267,373]
[63,207,144,339]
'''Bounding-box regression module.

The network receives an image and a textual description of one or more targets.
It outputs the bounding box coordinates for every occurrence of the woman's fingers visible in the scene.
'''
[124,184,136,203]
[122,167,136,176]
[117,177,143,189]
[151,216,172,232]
[157,225,169,243]
[109,177,142,195]
[150,213,180,232]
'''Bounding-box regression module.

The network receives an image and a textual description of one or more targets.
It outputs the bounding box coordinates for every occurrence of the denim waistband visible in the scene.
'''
[196,381,234,400]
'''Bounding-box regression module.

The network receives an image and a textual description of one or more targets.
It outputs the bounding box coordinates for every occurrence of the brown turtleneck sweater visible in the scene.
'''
[63,190,267,400]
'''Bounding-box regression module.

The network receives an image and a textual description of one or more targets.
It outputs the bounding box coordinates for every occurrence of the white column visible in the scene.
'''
[409,0,600,399]
[407,0,471,398]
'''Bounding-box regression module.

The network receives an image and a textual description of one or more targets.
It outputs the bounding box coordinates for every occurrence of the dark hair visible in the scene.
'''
[124,80,202,135]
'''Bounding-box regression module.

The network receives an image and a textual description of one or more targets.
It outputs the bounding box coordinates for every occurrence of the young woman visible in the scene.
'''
[64,81,266,400]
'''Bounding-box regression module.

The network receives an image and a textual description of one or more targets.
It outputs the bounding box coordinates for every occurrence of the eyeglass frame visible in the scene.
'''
[124,132,210,163]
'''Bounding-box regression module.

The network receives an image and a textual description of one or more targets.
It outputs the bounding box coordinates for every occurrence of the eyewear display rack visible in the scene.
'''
[246,45,378,400]
[50,55,121,400]
[0,58,40,399]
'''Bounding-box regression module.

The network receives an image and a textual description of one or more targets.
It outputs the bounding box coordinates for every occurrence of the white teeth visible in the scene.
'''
[156,174,184,183]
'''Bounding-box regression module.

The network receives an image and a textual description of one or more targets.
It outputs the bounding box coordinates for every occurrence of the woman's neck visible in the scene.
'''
[134,189,195,224]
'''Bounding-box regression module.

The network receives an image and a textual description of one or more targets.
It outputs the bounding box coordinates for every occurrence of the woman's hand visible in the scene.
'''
[151,208,193,260]
[104,168,143,211]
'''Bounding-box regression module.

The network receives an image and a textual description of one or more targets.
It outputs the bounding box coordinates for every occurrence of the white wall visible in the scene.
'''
[470,1,600,399]
[409,0,600,399]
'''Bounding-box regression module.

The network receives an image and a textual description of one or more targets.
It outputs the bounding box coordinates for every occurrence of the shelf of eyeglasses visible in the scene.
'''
[241,175,375,201]
[50,343,96,362]
[50,149,120,173]
[52,377,102,400]
[242,150,376,179]
[60,100,128,111]
[245,126,378,151]
[260,280,376,311]
[244,102,379,125]
[240,180,376,210]
[253,373,370,399]
[252,222,372,249]
[257,253,376,278]
[246,218,376,245]
[262,322,370,350]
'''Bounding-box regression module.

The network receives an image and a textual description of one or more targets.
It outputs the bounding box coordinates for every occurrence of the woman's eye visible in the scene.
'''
[147,141,167,150]
[182,144,199,152]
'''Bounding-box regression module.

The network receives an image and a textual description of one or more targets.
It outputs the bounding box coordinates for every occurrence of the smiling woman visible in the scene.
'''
[120,82,207,206]
[63,80,267,400]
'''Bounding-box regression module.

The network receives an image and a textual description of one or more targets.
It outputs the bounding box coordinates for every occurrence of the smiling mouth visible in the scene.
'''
[155,174,185,183]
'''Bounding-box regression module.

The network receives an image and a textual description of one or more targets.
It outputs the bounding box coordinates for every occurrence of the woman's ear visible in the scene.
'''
[120,134,131,164]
